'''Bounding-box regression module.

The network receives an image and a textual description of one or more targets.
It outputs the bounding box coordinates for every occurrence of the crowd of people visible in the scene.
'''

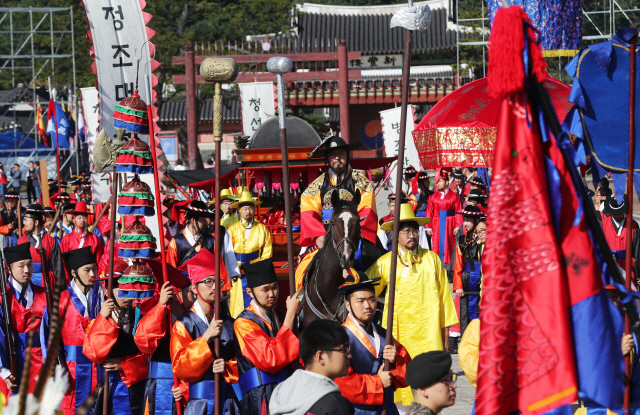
[0,134,633,415]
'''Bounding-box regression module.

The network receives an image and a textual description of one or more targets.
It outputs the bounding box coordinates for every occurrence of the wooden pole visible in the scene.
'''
[40,159,50,207]
[267,57,296,297]
[624,34,637,414]
[337,40,350,142]
[16,197,22,238]
[185,42,198,170]
[381,19,413,415]
[48,77,61,190]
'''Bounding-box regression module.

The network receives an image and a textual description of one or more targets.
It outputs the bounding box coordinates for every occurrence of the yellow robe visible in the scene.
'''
[227,220,273,318]
[458,318,480,388]
[367,247,458,405]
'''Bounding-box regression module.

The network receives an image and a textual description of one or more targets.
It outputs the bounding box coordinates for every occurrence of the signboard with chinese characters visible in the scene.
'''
[238,82,276,139]
[82,0,156,147]
[380,107,421,192]
[349,54,403,69]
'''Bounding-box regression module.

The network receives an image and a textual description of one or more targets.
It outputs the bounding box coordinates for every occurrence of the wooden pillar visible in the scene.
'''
[338,39,350,142]
[185,42,198,169]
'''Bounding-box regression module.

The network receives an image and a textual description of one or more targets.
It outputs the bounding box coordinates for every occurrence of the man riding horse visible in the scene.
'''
[296,134,379,291]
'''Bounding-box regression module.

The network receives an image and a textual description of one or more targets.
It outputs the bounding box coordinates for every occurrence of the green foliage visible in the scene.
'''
[295,108,327,131]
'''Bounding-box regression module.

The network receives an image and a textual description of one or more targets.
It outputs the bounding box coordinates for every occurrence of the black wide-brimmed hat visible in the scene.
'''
[388,192,409,203]
[335,270,381,295]
[468,176,487,189]
[24,204,44,221]
[308,134,362,160]
[404,166,418,178]
[176,200,217,220]
[456,205,486,218]
[242,258,278,289]
[417,170,430,181]
[603,195,627,217]
[467,189,488,201]
[452,170,464,179]
[4,191,19,200]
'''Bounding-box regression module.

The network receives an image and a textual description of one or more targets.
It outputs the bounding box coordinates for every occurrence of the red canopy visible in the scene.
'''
[412,77,572,168]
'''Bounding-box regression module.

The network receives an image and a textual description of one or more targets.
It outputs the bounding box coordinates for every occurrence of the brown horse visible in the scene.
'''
[302,190,364,326]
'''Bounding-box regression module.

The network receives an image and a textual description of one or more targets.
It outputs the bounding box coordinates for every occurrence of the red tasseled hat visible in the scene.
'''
[181,249,230,291]
[147,259,191,290]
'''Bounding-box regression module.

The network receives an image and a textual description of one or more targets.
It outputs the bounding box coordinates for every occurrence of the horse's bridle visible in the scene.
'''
[327,216,358,258]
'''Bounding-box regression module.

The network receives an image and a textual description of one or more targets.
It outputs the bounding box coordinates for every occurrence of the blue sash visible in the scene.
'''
[149,361,174,379]
[463,262,482,320]
[148,362,176,415]
[238,367,288,396]
[17,332,41,348]
[612,250,626,261]
[65,345,93,412]
[438,210,455,262]
[235,250,259,264]
[32,262,43,287]
[110,372,132,415]
[188,379,227,415]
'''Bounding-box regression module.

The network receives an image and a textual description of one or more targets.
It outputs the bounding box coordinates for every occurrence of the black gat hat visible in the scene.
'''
[242,258,278,289]
[5,242,32,266]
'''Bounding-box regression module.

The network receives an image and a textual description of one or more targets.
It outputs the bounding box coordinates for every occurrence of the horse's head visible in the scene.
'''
[329,190,362,269]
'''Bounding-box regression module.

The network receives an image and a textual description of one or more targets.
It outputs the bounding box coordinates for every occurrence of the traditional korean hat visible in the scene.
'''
[43,206,55,215]
[336,271,381,295]
[68,176,83,186]
[4,191,19,200]
[61,202,76,213]
[115,136,154,174]
[308,134,362,160]
[118,262,156,299]
[242,258,277,289]
[468,176,487,189]
[456,205,486,218]
[70,201,90,215]
[404,166,418,179]
[380,203,430,231]
[467,189,488,201]
[452,170,464,179]
[117,175,155,216]
[5,242,32,266]
[113,89,149,134]
[147,260,191,290]
[211,188,239,203]
[417,170,430,181]
[118,218,157,259]
[24,204,44,222]
[184,249,230,291]
[435,169,449,182]
[62,246,96,276]
[230,191,262,209]
[388,192,409,203]
[603,195,627,217]
[174,199,217,220]
[50,192,71,203]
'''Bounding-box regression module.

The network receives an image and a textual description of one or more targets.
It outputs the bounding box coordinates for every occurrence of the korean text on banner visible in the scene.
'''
[81,87,99,171]
[238,82,276,139]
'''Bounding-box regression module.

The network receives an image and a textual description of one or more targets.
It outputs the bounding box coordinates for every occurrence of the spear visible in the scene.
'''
[383,2,432,414]
[200,56,238,415]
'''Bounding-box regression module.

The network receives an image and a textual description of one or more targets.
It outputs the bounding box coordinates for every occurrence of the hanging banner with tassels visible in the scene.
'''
[238,82,276,139]
[82,0,163,171]
[380,106,420,192]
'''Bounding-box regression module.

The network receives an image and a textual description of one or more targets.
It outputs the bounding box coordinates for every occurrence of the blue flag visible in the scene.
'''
[46,100,71,149]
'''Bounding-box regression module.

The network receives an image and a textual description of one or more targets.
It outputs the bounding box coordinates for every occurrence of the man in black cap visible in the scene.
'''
[413,171,432,218]
[233,258,302,415]
[601,195,640,282]
[333,273,411,415]
[1,191,20,248]
[53,201,76,244]
[404,351,457,415]
[0,242,49,396]
[461,166,477,197]
[16,204,64,288]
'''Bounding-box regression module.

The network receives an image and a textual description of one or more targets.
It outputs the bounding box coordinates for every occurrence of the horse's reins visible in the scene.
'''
[305,215,358,321]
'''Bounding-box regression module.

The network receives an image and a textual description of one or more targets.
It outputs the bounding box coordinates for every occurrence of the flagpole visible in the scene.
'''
[624,33,637,413]
[382,3,413,414]
[48,76,61,190]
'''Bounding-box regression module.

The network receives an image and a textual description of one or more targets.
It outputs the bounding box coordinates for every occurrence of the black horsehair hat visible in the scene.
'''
[242,258,278,289]
[308,133,362,160]
[456,205,486,218]
[467,189,488,200]
[452,170,464,179]
[603,195,627,217]
[5,242,32,266]
[335,270,381,295]
[469,176,487,189]
[63,246,97,275]
[177,200,217,220]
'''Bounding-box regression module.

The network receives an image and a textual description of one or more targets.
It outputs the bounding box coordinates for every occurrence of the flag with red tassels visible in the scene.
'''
[476,5,625,415]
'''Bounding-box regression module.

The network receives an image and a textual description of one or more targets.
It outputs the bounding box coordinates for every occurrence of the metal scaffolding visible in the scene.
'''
[0,6,78,177]
[455,0,640,85]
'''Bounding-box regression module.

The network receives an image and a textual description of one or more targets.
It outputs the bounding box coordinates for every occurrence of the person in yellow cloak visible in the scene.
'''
[366,203,458,410]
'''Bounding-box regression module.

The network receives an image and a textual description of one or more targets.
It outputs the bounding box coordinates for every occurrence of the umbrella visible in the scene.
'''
[412,77,572,168]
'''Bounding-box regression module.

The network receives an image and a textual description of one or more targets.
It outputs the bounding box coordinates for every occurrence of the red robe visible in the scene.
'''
[425,190,463,264]
[0,284,47,399]
[61,229,104,263]
[59,286,102,415]
[602,215,640,282]
[16,233,62,289]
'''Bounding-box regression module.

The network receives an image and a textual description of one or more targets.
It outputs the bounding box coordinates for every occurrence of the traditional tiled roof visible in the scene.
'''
[158,97,241,124]
[295,0,461,54]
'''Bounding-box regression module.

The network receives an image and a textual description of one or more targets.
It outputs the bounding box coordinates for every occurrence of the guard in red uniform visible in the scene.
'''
[334,274,411,415]
[170,249,237,415]
[0,242,48,399]
[425,170,463,265]
[17,204,64,289]
[59,246,105,415]
[83,276,148,415]
[60,201,104,266]
[233,258,301,415]
[601,196,640,284]
[134,261,194,415]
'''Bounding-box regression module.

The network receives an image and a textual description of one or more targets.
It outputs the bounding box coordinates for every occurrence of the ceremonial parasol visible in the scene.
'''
[412,77,572,168]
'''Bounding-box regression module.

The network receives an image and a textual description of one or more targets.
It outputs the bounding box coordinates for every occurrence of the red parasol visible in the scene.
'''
[412,77,572,168]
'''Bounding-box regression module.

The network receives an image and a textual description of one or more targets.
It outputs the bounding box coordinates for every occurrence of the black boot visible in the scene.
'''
[449,337,459,354]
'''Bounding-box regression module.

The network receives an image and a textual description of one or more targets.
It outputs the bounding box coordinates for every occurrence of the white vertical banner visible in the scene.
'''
[238,82,276,138]
[81,87,99,171]
[380,106,420,193]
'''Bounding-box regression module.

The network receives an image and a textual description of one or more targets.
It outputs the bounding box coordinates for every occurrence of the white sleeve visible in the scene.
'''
[223,230,241,277]
[377,229,388,251]
[0,367,11,379]
[419,227,431,250]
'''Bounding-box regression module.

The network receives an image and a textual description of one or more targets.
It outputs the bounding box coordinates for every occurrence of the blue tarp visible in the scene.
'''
[0,130,53,157]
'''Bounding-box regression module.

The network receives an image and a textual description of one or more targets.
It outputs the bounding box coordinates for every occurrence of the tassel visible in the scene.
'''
[487,5,547,98]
